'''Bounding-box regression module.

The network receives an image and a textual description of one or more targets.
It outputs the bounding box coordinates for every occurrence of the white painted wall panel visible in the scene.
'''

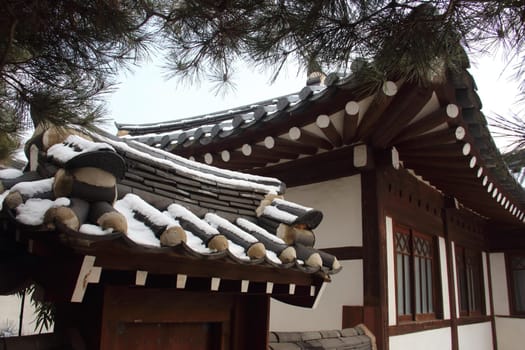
[458,322,493,350]
[284,175,362,248]
[439,236,451,320]
[270,259,363,331]
[495,317,525,350]
[451,241,460,318]
[490,253,510,316]
[389,327,452,350]
[482,252,491,316]
[0,295,42,335]
[385,216,396,326]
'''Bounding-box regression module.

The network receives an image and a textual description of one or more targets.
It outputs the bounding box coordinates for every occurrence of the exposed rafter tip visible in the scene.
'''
[241,144,252,156]
[264,136,275,149]
[476,167,483,178]
[462,143,471,156]
[316,114,342,147]
[382,81,398,96]
[316,114,331,128]
[455,126,466,140]
[446,104,460,118]
[345,101,360,115]
[221,150,230,162]
[469,156,477,169]
[204,153,213,164]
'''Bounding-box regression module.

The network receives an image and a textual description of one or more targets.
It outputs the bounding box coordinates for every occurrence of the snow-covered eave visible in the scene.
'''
[82,127,286,195]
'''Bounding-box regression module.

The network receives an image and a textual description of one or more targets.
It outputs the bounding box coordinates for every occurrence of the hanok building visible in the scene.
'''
[0,125,359,349]
[117,64,525,350]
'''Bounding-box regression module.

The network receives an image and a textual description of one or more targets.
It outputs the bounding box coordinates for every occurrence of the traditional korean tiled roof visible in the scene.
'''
[0,126,339,306]
[117,68,525,228]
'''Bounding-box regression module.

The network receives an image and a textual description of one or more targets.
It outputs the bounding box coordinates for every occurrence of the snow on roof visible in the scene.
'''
[262,205,298,224]
[204,213,258,244]
[16,197,70,226]
[1,125,340,293]
[166,203,220,236]
[0,168,24,179]
[85,128,283,194]
[10,178,54,197]
[236,217,286,245]
[47,134,114,164]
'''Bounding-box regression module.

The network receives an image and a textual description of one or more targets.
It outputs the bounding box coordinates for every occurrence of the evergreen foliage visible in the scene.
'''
[1,0,525,159]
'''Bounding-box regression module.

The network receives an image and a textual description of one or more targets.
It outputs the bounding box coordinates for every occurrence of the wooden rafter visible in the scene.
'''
[342,101,360,144]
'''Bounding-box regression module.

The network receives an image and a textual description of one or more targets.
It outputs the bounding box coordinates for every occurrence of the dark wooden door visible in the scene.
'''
[114,322,219,350]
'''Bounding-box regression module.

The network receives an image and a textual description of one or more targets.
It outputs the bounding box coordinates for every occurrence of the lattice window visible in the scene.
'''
[509,254,525,314]
[455,246,483,316]
[413,234,434,316]
[394,224,438,322]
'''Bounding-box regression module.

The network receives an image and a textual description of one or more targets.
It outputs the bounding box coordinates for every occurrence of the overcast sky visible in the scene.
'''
[107,51,521,150]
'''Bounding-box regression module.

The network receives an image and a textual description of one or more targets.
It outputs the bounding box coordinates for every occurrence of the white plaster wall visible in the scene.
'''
[482,252,492,316]
[270,259,363,331]
[385,216,396,326]
[0,295,39,335]
[283,175,362,248]
[489,253,510,315]
[451,241,460,318]
[458,322,493,350]
[495,317,525,350]
[439,237,451,319]
[389,327,452,350]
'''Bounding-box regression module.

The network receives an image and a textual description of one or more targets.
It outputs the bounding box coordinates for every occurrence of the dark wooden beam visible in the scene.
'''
[395,127,466,150]
[320,246,363,260]
[316,114,343,147]
[392,104,460,144]
[240,144,289,163]
[288,127,333,150]
[264,136,318,155]
[402,154,476,170]
[249,145,368,187]
[355,81,398,141]
[263,136,304,159]
[399,142,471,158]
[371,85,434,149]
[343,101,360,144]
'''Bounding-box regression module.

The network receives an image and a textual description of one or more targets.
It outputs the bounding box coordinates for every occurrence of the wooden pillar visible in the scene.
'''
[442,204,459,350]
[361,166,386,350]
[232,295,270,350]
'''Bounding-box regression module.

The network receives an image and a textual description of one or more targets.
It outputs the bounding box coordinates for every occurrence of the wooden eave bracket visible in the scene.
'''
[71,255,101,303]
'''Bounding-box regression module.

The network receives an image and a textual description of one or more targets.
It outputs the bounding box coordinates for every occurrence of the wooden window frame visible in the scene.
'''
[506,253,525,316]
[455,245,484,317]
[393,223,440,323]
